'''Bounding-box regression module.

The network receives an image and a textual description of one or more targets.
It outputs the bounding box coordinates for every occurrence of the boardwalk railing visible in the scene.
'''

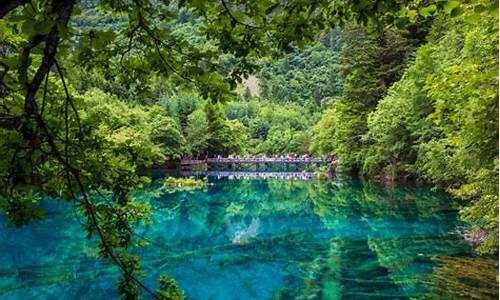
[206,158,328,163]
[180,171,316,179]
[180,157,333,166]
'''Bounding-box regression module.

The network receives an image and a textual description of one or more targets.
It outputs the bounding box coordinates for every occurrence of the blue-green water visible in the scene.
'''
[0,174,490,299]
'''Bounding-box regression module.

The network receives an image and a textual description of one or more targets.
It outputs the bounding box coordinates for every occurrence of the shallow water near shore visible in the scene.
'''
[0,173,496,299]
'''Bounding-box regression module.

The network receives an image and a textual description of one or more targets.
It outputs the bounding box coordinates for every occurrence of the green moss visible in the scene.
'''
[314,171,329,180]
[163,177,207,193]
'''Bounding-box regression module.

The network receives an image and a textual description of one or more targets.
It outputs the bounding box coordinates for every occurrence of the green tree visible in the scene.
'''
[0,0,469,298]
[225,99,312,155]
[311,26,421,170]
[205,101,247,156]
[258,29,343,109]
[84,89,185,164]
[159,91,203,129]
[227,120,248,155]
[185,108,209,158]
[359,1,499,253]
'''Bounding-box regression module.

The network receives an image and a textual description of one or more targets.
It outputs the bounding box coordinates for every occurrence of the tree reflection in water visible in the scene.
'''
[0,174,496,299]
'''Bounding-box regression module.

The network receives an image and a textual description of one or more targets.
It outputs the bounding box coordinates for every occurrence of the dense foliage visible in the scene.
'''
[225,99,311,154]
[311,1,499,254]
[258,30,343,111]
[310,25,423,170]
[0,0,497,298]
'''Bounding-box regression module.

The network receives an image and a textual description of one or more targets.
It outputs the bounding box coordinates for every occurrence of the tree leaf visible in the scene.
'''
[420,4,437,17]
[444,1,460,15]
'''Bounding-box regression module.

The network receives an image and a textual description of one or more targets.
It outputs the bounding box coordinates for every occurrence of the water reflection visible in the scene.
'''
[0,174,496,299]
[231,218,260,245]
[181,170,317,180]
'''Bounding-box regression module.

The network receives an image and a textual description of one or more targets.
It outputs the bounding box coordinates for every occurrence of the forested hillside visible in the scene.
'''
[0,0,497,298]
[78,0,500,255]
[311,2,499,254]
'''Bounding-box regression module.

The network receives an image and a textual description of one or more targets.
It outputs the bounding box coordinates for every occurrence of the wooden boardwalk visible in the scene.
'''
[181,158,330,166]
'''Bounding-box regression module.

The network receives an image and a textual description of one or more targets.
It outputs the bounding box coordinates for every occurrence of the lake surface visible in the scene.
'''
[0,173,495,299]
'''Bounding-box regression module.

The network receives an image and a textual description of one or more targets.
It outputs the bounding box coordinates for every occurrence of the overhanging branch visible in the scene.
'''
[0,0,28,19]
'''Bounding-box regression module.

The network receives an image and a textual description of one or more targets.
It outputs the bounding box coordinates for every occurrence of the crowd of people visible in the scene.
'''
[209,154,336,162]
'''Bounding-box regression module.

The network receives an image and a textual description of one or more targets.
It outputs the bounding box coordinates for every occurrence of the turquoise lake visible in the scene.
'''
[0,173,492,299]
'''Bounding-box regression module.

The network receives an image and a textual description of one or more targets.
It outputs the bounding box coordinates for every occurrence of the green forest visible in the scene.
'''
[0,0,498,299]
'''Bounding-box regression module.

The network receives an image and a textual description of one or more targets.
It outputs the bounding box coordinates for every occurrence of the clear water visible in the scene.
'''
[0,174,483,299]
